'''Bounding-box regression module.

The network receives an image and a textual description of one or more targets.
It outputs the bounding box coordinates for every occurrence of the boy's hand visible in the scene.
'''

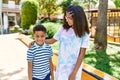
[28,41,35,48]
[50,58,54,80]
[51,75,54,80]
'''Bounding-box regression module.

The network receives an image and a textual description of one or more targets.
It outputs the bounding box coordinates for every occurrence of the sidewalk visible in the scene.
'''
[0,33,28,80]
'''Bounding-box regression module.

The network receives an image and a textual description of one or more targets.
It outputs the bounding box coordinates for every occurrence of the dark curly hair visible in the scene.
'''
[33,25,46,34]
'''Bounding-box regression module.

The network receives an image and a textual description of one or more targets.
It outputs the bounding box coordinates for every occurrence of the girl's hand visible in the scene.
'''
[68,73,76,80]
[28,41,35,48]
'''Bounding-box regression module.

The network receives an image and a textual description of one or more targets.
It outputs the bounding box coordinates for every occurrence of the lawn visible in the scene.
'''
[51,40,120,79]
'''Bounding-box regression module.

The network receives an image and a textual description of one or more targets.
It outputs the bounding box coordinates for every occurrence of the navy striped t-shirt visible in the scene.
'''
[27,42,53,79]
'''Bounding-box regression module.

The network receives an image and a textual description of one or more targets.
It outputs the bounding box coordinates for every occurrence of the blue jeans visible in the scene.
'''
[32,73,50,80]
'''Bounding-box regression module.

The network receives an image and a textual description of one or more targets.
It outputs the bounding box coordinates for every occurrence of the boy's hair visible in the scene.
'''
[63,5,89,37]
[33,25,46,34]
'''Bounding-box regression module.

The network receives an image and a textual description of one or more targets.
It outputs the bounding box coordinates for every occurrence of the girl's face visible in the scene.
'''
[33,31,46,46]
[65,12,73,27]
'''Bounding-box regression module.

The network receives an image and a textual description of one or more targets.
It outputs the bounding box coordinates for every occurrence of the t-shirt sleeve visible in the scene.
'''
[81,33,90,48]
[49,47,53,57]
[53,26,63,40]
[27,49,34,62]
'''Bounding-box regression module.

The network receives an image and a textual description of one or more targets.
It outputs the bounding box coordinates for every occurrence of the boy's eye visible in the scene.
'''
[36,35,39,38]
[35,35,45,38]
[41,35,45,37]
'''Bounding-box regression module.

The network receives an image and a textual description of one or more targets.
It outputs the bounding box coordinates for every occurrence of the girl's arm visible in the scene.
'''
[69,48,86,80]
[28,62,33,80]
[45,38,57,44]
[50,58,54,80]
[28,41,35,48]
[29,38,57,48]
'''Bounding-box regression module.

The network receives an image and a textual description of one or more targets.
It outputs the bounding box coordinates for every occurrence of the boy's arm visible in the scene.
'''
[28,61,33,80]
[50,58,54,80]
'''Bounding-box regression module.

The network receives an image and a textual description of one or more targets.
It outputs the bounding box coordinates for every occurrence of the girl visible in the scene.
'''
[45,5,90,80]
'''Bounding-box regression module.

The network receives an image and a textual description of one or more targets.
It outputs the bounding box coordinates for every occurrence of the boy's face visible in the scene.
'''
[33,31,46,46]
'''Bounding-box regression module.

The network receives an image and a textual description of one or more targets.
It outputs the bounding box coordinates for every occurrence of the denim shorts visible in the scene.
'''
[32,73,50,80]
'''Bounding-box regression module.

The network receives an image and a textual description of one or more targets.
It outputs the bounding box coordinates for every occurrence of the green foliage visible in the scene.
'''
[37,18,63,24]
[84,41,120,79]
[29,22,62,39]
[60,0,72,12]
[37,18,50,24]
[3,0,8,3]
[28,25,35,35]
[42,22,61,39]
[113,0,120,8]
[9,26,23,33]
[59,0,98,12]
[37,0,58,18]
[21,0,39,30]
[79,0,98,9]
[83,0,98,5]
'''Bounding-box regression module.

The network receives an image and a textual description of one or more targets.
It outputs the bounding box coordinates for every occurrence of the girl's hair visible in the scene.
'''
[33,25,46,33]
[63,5,89,37]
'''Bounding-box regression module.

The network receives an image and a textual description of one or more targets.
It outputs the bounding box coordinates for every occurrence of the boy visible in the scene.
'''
[27,25,54,80]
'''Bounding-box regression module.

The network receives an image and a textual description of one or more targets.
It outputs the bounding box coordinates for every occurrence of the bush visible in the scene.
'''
[38,18,63,24]
[9,26,23,33]
[29,25,35,35]
[42,22,62,39]
[21,0,39,29]
[28,22,62,39]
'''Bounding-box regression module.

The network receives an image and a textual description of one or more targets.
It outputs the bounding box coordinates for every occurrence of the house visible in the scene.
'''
[0,0,21,34]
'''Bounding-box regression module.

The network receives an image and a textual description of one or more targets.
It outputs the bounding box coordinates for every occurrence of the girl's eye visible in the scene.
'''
[65,16,73,20]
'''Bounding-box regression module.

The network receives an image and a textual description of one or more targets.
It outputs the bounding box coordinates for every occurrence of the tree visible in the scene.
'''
[113,0,120,8]
[82,0,98,8]
[21,0,39,29]
[37,0,57,19]
[60,0,85,12]
[60,0,72,13]
[3,0,8,3]
[94,0,108,50]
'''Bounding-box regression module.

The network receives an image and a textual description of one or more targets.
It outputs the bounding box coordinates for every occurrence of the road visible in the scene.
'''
[0,33,28,80]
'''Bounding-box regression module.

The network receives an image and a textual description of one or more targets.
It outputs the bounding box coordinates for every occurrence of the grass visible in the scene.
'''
[51,41,120,79]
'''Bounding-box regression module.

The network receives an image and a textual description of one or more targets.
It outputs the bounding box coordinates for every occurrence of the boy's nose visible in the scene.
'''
[38,38,42,41]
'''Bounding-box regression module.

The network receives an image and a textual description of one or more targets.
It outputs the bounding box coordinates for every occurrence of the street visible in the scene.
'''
[0,33,28,80]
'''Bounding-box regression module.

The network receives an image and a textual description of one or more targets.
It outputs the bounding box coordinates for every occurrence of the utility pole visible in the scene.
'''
[0,0,3,34]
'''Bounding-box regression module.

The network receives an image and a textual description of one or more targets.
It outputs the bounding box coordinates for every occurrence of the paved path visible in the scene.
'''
[0,33,28,80]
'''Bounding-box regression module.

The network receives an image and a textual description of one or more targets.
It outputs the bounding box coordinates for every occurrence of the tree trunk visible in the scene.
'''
[94,0,108,50]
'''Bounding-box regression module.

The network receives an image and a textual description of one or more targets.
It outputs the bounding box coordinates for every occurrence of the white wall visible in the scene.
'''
[0,0,3,34]
[3,13,8,34]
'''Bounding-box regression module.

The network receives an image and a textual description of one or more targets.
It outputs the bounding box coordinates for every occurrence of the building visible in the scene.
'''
[1,0,21,34]
[85,0,120,43]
